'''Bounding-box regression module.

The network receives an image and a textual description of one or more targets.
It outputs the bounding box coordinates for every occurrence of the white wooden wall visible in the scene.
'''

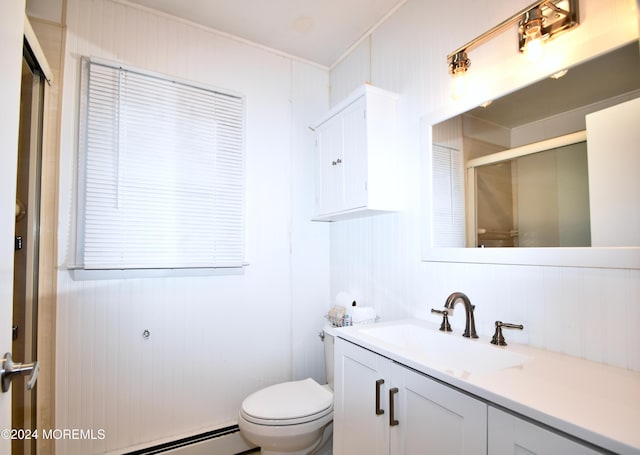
[330,0,640,371]
[46,0,640,452]
[56,0,330,453]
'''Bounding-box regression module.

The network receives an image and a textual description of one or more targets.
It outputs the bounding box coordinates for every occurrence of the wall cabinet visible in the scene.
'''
[334,338,487,455]
[488,407,601,455]
[312,84,399,221]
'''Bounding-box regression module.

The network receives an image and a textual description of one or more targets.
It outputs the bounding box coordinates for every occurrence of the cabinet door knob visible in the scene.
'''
[389,387,399,426]
[375,379,385,415]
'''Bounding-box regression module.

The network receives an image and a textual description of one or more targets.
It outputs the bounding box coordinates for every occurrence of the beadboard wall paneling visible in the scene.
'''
[290,60,331,382]
[329,38,371,106]
[56,0,329,453]
[329,0,640,371]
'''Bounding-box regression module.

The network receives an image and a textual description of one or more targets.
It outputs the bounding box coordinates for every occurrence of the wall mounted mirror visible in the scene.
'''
[423,42,640,269]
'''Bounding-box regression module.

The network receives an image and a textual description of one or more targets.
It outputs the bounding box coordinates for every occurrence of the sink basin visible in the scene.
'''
[358,321,531,375]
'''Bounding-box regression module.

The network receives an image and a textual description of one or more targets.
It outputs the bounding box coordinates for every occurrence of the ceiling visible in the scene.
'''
[127,0,405,67]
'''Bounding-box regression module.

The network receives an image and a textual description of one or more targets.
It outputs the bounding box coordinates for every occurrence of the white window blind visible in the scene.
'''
[76,60,244,270]
[432,144,465,247]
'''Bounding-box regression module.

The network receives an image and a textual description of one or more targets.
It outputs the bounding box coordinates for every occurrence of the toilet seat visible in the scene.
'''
[240,378,333,426]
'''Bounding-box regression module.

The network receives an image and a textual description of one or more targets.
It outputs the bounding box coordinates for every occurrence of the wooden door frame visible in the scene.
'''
[25,14,64,455]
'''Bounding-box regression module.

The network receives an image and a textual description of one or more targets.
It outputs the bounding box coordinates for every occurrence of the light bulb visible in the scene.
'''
[452,71,467,100]
[524,36,543,62]
[449,50,470,100]
[520,7,543,62]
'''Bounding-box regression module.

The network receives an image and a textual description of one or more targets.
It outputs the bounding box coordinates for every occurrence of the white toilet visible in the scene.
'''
[238,325,336,455]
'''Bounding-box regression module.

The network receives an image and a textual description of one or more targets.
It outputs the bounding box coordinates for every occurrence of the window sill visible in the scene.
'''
[68,264,248,281]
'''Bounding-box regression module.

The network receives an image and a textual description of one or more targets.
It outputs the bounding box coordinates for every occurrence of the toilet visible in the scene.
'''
[238,325,336,455]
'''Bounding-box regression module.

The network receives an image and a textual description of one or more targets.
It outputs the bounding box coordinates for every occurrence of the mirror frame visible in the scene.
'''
[421,88,640,270]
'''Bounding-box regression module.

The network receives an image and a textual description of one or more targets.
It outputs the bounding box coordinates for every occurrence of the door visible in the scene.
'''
[586,97,640,247]
[314,96,367,216]
[11,45,46,455]
[315,114,344,215]
[488,407,600,454]
[341,96,368,210]
[389,363,487,455]
[1,2,27,453]
[334,339,390,455]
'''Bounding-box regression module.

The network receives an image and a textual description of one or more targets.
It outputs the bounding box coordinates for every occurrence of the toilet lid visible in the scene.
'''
[242,378,332,421]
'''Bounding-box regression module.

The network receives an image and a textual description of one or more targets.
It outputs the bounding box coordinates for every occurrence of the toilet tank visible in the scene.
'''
[323,325,337,390]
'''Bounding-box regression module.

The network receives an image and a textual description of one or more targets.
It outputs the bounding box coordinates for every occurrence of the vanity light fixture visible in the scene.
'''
[449,51,470,99]
[447,0,579,97]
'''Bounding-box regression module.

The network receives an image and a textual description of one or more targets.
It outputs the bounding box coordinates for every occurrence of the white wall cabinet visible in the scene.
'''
[312,84,399,221]
[488,407,601,455]
[334,338,487,455]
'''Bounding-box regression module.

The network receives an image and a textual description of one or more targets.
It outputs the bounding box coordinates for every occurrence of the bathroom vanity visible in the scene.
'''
[333,319,640,455]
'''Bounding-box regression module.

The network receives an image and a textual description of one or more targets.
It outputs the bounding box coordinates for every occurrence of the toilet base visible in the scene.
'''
[260,422,331,455]
[238,412,332,455]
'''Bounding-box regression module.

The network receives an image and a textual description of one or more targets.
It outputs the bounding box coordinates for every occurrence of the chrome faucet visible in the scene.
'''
[444,292,478,338]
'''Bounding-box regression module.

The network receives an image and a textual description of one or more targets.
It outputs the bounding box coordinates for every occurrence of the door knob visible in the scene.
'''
[1,352,40,393]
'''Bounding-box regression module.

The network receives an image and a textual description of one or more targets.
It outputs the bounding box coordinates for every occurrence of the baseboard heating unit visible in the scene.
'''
[124,425,257,455]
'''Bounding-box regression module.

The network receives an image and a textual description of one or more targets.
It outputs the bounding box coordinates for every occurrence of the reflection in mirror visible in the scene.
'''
[431,42,640,250]
[472,138,589,248]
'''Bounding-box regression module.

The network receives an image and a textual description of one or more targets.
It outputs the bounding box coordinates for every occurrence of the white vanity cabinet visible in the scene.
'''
[333,337,390,455]
[334,338,487,455]
[390,362,487,455]
[312,84,399,221]
[488,407,602,455]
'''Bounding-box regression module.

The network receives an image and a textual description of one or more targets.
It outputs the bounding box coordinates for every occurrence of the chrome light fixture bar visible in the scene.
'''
[447,0,579,83]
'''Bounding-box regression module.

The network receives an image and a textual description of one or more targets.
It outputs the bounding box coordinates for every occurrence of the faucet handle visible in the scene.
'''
[430,309,452,332]
[490,321,524,346]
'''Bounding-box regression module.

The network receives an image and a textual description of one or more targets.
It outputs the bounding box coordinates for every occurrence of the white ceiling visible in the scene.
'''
[127,0,406,67]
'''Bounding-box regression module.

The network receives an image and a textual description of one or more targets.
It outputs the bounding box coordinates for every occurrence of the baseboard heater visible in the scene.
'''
[124,425,257,455]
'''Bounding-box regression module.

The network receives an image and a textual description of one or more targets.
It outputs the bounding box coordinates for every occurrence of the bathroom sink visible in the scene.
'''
[358,321,531,375]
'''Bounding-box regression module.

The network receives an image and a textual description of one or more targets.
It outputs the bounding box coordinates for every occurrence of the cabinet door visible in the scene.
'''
[488,407,601,455]
[390,363,487,455]
[341,96,368,210]
[315,114,344,215]
[334,339,390,455]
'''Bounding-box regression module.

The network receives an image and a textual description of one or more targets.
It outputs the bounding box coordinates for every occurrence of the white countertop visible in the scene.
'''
[335,319,640,455]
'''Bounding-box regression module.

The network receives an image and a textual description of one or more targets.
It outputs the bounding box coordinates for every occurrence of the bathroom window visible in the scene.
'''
[74,59,245,272]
